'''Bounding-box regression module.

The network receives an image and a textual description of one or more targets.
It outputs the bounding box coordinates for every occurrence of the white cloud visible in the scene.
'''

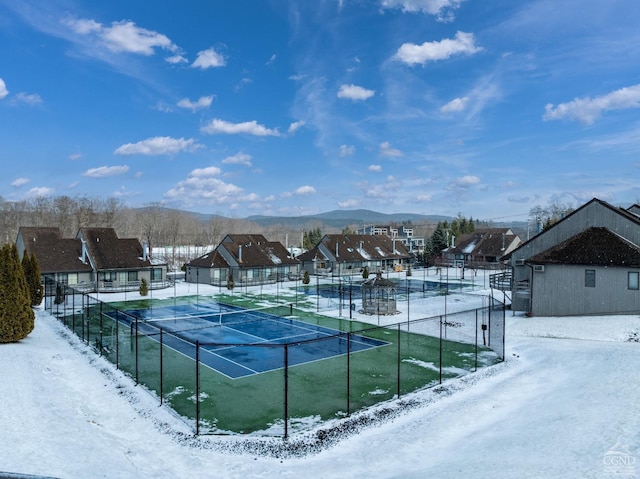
[176,95,214,112]
[65,18,101,35]
[288,121,305,134]
[64,18,178,56]
[192,48,226,69]
[543,84,640,125]
[454,175,480,187]
[381,0,464,21]
[440,96,469,113]
[339,145,355,156]
[394,31,482,65]
[11,177,30,187]
[221,153,252,167]
[166,54,188,64]
[114,136,202,156]
[337,84,375,101]
[83,165,130,178]
[11,92,42,106]
[164,167,246,204]
[69,153,82,161]
[369,164,382,172]
[294,185,316,195]
[338,199,360,208]
[0,78,8,99]
[25,187,54,198]
[189,166,222,177]
[201,119,280,137]
[417,194,432,201]
[379,141,403,157]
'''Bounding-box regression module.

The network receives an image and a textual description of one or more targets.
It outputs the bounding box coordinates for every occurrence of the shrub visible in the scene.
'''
[139,278,149,296]
[0,244,35,343]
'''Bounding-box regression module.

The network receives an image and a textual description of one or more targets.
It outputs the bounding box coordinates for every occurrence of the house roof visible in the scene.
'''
[78,227,153,270]
[507,198,640,259]
[188,249,229,268]
[18,227,93,275]
[188,234,298,269]
[528,227,640,267]
[445,229,519,257]
[299,233,411,263]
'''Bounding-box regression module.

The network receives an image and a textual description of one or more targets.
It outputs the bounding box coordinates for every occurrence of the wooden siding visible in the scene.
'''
[510,199,640,313]
[531,264,640,316]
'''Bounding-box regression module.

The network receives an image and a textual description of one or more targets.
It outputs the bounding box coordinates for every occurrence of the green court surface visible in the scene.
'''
[56,293,503,436]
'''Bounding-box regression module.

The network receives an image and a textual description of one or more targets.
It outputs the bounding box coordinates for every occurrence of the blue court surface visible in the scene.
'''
[107,303,388,379]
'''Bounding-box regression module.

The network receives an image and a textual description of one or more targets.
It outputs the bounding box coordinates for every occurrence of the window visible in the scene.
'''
[151,268,162,281]
[585,269,596,288]
[128,271,138,281]
[628,272,639,290]
[99,271,116,282]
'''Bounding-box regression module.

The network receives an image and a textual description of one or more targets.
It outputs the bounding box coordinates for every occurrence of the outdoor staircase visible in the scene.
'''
[489,270,512,303]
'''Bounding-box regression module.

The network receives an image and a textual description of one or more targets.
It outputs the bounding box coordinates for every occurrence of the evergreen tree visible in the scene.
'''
[302,227,323,250]
[302,270,310,285]
[362,266,369,279]
[431,221,450,252]
[54,284,65,305]
[226,272,235,290]
[22,252,43,307]
[0,243,35,342]
[139,278,149,296]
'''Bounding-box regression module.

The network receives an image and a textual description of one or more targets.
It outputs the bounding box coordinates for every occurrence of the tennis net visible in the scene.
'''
[121,304,294,334]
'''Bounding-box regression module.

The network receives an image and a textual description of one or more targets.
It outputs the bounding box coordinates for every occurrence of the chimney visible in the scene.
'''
[81,239,88,263]
[451,235,455,248]
[336,242,339,258]
[239,245,243,263]
[142,242,149,261]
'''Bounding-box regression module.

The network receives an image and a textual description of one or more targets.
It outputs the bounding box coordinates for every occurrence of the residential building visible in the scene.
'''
[504,198,640,316]
[358,224,425,253]
[16,226,169,293]
[185,234,299,286]
[442,228,521,268]
[297,233,412,277]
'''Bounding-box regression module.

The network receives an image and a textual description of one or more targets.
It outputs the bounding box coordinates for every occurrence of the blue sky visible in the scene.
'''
[1,0,639,221]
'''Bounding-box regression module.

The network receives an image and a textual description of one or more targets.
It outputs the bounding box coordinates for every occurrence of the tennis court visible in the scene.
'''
[46,281,506,437]
[108,303,389,379]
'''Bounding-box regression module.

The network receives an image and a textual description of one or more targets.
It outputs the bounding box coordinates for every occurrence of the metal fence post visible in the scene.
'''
[115,309,120,369]
[397,324,401,398]
[160,328,164,406]
[195,340,200,435]
[135,317,139,385]
[99,302,104,356]
[474,309,478,372]
[439,315,443,384]
[347,333,351,416]
[284,344,289,440]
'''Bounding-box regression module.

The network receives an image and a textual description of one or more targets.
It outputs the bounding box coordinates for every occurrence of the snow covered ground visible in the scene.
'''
[1,272,639,478]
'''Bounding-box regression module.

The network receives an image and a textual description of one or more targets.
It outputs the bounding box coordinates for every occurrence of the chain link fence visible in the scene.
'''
[44,275,505,439]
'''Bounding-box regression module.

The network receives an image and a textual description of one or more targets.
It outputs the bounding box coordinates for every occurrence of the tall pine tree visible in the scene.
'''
[21,251,43,307]
[0,244,35,342]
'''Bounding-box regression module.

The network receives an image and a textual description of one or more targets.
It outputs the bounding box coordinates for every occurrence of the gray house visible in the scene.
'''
[186,234,300,286]
[506,198,640,316]
[297,234,412,277]
[17,227,94,289]
[16,226,169,293]
[442,228,521,267]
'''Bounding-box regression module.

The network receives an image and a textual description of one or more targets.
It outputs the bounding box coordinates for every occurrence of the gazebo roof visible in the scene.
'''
[362,271,396,288]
